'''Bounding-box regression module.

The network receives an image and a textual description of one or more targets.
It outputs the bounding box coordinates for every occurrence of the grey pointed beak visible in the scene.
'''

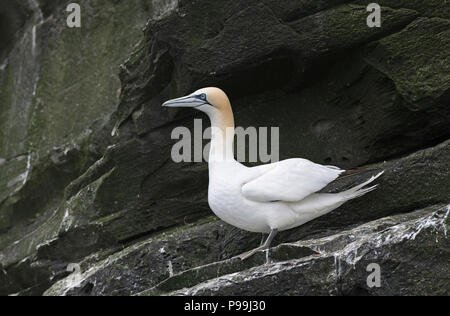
[162,95,204,108]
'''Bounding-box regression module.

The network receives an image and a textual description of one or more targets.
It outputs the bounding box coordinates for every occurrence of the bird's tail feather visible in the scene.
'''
[340,171,384,201]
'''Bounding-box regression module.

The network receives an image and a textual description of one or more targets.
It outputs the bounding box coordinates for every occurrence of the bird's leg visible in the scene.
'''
[238,229,278,261]
[260,233,266,246]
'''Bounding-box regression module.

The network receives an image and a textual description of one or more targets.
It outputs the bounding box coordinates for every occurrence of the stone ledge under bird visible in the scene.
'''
[163,87,383,260]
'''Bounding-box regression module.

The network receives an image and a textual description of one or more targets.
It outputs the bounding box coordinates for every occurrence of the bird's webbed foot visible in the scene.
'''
[237,229,278,261]
[237,246,268,261]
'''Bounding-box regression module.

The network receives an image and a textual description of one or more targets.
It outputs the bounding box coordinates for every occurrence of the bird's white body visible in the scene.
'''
[163,87,383,258]
[208,158,380,234]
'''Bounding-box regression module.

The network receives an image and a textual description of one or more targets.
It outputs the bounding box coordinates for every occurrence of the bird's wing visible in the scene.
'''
[242,159,345,203]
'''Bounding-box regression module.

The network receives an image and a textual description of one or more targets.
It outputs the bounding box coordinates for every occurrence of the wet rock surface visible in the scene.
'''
[0,1,449,296]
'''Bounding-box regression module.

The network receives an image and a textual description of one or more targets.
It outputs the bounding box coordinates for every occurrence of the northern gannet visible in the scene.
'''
[163,87,383,260]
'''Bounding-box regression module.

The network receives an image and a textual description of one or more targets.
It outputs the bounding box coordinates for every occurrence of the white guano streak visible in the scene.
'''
[28,0,44,56]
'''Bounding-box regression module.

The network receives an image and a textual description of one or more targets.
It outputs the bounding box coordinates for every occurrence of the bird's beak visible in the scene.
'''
[162,95,204,108]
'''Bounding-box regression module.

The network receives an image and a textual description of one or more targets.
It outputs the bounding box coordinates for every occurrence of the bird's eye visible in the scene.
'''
[200,93,207,100]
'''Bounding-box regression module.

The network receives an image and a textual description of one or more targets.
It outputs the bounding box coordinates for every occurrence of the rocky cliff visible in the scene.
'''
[0,0,449,296]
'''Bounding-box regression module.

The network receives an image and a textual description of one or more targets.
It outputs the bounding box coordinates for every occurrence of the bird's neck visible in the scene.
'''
[209,110,235,162]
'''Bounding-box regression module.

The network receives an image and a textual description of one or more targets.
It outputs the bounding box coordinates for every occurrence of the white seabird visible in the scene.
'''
[163,87,383,260]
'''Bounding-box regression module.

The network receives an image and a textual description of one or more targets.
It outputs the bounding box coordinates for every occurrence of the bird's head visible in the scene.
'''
[162,87,232,118]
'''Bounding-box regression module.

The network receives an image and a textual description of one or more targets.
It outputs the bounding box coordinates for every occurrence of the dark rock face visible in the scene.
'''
[0,1,31,58]
[0,0,449,296]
